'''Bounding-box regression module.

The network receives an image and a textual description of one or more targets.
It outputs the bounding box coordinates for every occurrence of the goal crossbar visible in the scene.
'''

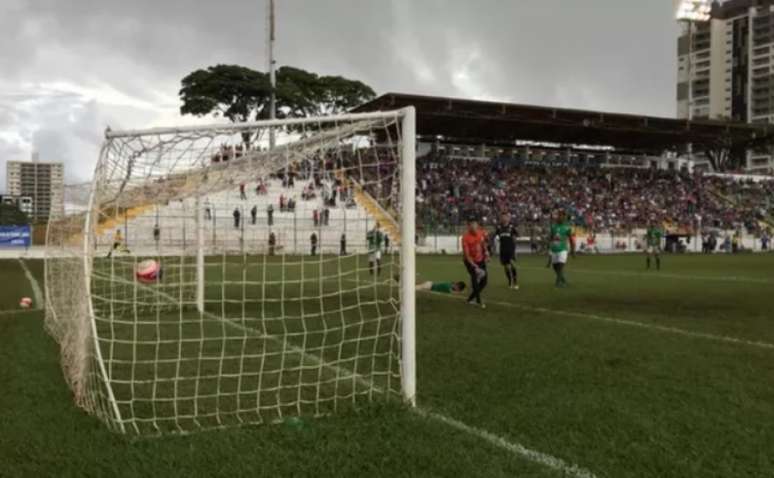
[104,110,408,139]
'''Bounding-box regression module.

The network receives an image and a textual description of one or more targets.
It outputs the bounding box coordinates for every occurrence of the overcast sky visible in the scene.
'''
[0,0,681,190]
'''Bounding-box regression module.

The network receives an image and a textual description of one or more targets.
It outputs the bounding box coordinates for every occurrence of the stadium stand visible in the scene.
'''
[416,154,774,237]
[93,175,378,257]
[88,151,773,257]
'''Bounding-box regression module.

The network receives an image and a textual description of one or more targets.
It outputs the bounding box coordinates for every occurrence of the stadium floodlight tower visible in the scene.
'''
[676,0,711,22]
[676,0,712,120]
[44,109,416,436]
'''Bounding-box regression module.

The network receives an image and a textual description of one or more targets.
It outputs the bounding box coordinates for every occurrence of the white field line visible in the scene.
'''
[519,265,773,285]
[98,272,597,477]
[417,409,598,478]
[18,259,43,307]
[411,286,774,351]
[204,300,599,477]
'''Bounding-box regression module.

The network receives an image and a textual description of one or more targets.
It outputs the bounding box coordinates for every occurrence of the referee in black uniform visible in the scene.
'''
[494,213,519,290]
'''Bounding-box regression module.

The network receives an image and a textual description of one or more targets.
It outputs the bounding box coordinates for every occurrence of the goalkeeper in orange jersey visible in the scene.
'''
[462,219,489,308]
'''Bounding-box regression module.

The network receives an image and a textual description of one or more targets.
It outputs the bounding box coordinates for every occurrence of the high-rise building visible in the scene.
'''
[5,154,64,221]
[677,0,774,172]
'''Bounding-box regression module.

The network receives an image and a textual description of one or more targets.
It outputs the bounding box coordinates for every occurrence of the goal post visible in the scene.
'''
[195,195,205,314]
[400,108,416,406]
[45,108,417,435]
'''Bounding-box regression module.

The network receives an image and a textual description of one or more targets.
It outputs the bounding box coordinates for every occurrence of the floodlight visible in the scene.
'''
[677,0,712,22]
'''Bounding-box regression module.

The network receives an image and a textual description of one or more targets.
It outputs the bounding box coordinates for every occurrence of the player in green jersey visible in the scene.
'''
[547,210,575,287]
[644,221,663,270]
[416,281,467,294]
[367,223,385,276]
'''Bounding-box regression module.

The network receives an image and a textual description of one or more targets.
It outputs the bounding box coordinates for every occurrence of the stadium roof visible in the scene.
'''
[354,93,774,154]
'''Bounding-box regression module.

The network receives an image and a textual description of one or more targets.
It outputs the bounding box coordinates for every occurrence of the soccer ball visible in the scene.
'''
[135,259,162,284]
[19,297,32,309]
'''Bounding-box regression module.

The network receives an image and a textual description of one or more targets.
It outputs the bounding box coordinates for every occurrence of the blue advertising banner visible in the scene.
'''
[0,226,31,248]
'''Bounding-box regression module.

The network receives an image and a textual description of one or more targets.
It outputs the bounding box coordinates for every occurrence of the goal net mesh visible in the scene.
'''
[45,111,414,435]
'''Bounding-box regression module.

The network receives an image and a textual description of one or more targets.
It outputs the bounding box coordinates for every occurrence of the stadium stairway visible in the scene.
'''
[351,187,401,245]
[95,205,155,237]
[333,169,401,246]
[60,204,154,246]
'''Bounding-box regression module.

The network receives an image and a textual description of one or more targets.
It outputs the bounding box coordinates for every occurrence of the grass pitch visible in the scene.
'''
[2,253,774,477]
[88,253,403,435]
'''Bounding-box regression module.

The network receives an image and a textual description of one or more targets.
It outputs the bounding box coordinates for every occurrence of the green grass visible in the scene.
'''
[84,254,403,434]
[0,259,37,309]
[2,253,774,477]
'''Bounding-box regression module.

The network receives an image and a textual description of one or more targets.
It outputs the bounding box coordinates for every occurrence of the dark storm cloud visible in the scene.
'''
[0,0,680,190]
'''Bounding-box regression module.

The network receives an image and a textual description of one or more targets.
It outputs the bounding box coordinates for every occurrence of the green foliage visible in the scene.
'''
[179,64,376,124]
[0,202,29,225]
[179,65,271,123]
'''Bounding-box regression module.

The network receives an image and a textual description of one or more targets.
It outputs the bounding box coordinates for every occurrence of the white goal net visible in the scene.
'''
[45,109,416,435]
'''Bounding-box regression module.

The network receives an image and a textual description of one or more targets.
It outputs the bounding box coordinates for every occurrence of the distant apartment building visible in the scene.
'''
[5,155,64,221]
[677,0,774,172]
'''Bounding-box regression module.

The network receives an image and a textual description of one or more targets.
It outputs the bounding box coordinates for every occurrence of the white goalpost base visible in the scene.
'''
[45,109,416,435]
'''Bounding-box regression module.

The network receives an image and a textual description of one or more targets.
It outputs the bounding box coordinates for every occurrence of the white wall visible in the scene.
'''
[417,231,770,255]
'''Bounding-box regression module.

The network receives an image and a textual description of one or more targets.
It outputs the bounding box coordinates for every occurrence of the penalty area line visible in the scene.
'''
[519,265,773,285]
[414,288,774,351]
[417,409,598,478]
[18,259,43,308]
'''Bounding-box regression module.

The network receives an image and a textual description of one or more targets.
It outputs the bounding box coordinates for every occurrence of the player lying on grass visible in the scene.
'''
[645,220,663,270]
[547,210,575,288]
[462,219,489,308]
[416,280,467,294]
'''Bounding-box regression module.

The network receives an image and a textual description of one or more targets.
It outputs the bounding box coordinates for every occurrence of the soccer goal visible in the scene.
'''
[44,108,416,435]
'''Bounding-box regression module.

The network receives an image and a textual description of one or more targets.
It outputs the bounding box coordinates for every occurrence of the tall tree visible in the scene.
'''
[703,135,749,172]
[179,64,376,125]
[179,65,271,122]
[319,74,378,115]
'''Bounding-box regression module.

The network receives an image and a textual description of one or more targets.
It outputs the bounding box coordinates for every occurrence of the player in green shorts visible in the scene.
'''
[416,281,467,294]
[645,221,663,270]
[547,210,575,288]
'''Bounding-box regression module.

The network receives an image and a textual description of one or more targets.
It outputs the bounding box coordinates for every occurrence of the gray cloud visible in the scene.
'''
[1,0,680,191]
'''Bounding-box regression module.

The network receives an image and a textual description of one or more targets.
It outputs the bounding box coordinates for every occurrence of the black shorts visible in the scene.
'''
[464,260,487,279]
[499,254,515,266]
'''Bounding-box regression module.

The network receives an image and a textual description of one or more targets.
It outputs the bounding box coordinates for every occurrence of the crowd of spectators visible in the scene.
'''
[705,176,774,219]
[416,155,774,235]
[229,148,772,238]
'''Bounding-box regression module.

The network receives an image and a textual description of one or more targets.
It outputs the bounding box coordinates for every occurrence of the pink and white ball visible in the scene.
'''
[135,259,162,284]
[19,297,33,309]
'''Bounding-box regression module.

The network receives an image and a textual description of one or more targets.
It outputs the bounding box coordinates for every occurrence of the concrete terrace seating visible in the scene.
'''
[95,179,381,256]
